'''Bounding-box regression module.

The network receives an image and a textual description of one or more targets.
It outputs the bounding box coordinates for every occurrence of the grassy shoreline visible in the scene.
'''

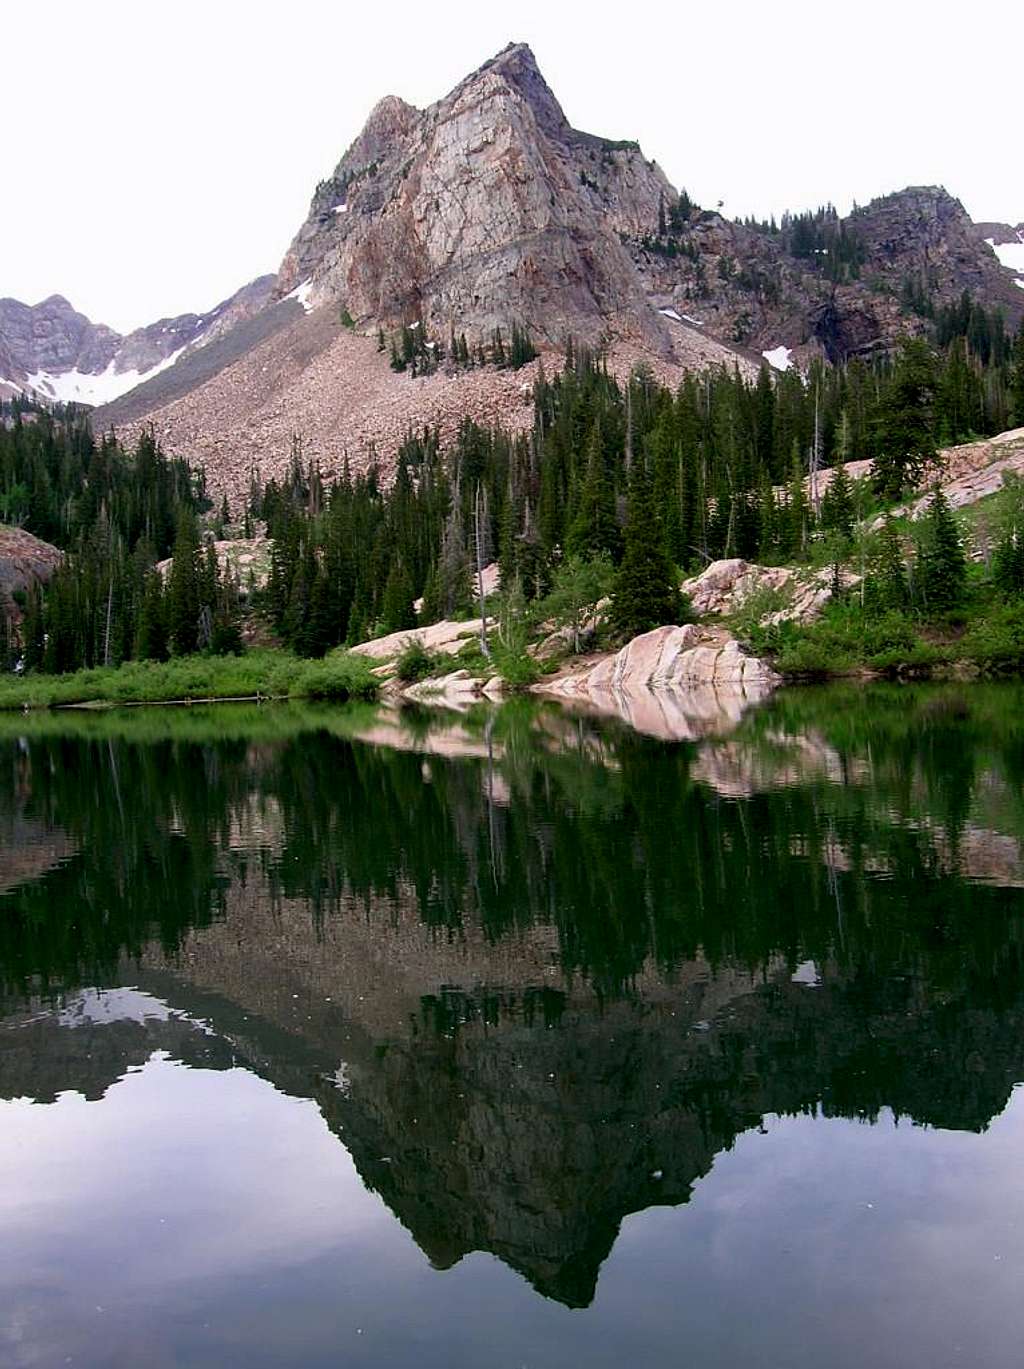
[0,649,378,711]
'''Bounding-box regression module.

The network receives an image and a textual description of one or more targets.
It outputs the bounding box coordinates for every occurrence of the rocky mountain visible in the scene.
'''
[275,42,677,354]
[0,276,275,406]
[3,42,1021,500]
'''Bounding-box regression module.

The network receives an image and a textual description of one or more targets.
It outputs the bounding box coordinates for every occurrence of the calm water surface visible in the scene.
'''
[2,685,1024,1367]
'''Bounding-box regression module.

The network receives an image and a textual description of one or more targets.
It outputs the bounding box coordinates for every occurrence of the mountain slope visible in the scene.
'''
[0,277,276,405]
[5,41,1022,498]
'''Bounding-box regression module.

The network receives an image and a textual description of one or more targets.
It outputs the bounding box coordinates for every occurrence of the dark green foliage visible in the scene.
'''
[135,568,169,662]
[609,465,687,639]
[866,518,910,612]
[873,339,940,498]
[13,304,1020,681]
[380,559,417,633]
[167,515,201,656]
[396,639,439,682]
[820,460,855,539]
[916,487,966,612]
[541,554,614,654]
[1012,324,1024,426]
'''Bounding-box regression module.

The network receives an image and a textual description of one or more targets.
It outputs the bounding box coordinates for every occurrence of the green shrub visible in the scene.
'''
[292,651,378,701]
[962,601,1024,672]
[773,602,931,678]
[395,639,439,683]
[494,645,541,689]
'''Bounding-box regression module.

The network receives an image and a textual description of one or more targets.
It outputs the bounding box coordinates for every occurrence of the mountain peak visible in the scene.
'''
[276,41,672,349]
[467,41,569,138]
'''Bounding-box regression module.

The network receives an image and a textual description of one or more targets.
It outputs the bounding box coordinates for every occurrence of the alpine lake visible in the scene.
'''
[3,682,1024,1368]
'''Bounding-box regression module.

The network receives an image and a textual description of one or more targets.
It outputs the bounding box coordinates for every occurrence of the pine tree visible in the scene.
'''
[21,583,45,671]
[380,559,417,633]
[566,426,621,562]
[1012,323,1024,427]
[135,568,169,661]
[820,460,854,540]
[166,514,201,656]
[609,465,687,640]
[917,487,966,613]
[543,554,614,653]
[992,474,1024,596]
[866,517,909,611]
[873,338,939,499]
[781,448,811,559]
[994,526,1024,596]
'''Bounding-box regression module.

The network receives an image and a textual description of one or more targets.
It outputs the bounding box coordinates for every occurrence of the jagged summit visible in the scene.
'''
[5,42,1021,500]
[275,41,674,352]
[472,41,572,139]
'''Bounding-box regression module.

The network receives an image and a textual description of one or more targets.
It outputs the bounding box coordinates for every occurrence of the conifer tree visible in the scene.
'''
[566,426,621,562]
[820,460,854,540]
[873,338,939,499]
[167,514,201,656]
[992,475,1024,596]
[781,448,811,559]
[380,559,417,633]
[917,487,966,612]
[21,583,45,671]
[609,464,687,640]
[135,568,168,661]
[1012,323,1024,426]
[866,517,909,611]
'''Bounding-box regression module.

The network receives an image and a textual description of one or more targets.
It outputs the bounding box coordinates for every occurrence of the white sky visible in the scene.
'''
[2,0,1020,334]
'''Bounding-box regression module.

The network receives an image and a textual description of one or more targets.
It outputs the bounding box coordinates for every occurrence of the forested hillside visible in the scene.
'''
[3,301,1023,681]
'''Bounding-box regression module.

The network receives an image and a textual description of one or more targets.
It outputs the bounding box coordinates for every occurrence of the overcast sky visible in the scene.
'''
[2,0,1019,333]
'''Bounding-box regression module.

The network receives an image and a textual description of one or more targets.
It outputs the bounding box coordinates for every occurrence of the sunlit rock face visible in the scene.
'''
[536,624,778,741]
[276,43,673,353]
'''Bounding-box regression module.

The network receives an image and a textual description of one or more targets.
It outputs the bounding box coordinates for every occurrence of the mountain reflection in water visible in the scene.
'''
[2,685,1024,1360]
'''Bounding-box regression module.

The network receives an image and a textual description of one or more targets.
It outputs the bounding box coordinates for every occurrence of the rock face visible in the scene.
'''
[5,44,1021,495]
[535,625,779,741]
[350,616,491,661]
[276,42,674,353]
[155,537,273,596]
[0,524,62,626]
[683,558,858,624]
[632,186,1024,366]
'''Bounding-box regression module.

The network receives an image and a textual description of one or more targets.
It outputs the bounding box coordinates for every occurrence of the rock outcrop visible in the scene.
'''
[683,558,859,624]
[0,524,62,627]
[350,616,492,662]
[877,426,1024,526]
[535,624,778,741]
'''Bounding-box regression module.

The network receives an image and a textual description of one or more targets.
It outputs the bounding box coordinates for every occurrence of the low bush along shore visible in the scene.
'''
[0,649,379,711]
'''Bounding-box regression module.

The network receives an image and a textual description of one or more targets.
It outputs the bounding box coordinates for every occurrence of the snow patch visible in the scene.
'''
[763,345,793,372]
[660,307,706,327]
[58,987,175,1027]
[0,376,24,395]
[790,960,821,988]
[27,346,187,407]
[285,278,315,313]
[332,202,348,215]
[985,234,1024,275]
